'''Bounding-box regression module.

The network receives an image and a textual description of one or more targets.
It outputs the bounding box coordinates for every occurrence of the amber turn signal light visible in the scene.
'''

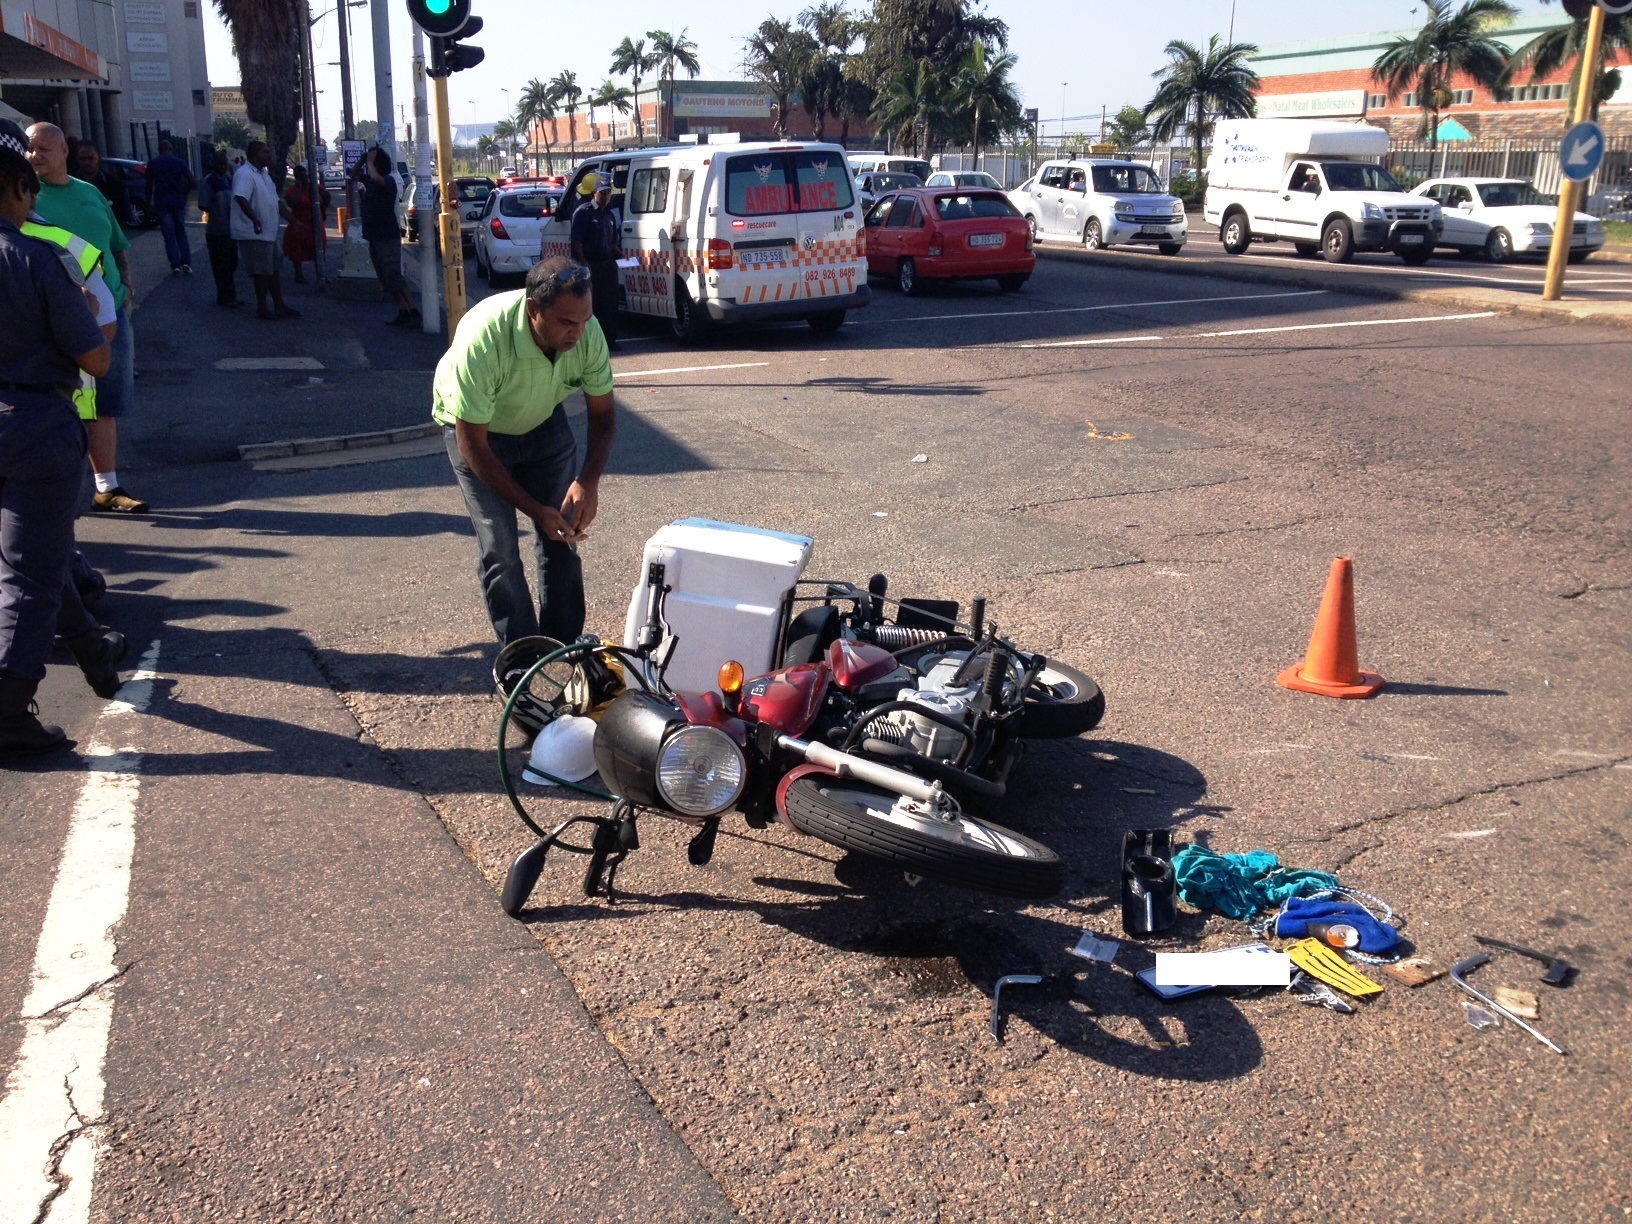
[718,660,745,695]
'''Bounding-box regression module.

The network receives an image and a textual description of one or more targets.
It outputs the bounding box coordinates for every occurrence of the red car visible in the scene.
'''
[863,187,1035,295]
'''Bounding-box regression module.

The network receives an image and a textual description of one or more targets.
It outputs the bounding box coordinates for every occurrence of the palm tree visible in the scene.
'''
[949,40,1020,173]
[550,69,583,162]
[211,0,302,166]
[516,78,557,174]
[1143,35,1260,176]
[834,71,875,146]
[475,133,497,169]
[1500,3,1632,124]
[648,28,701,141]
[1373,0,1517,173]
[798,2,855,139]
[872,59,944,156]
[590,79,634,143]
[492,117,518,169]
[744,17,818,139]
[611,36,658,146]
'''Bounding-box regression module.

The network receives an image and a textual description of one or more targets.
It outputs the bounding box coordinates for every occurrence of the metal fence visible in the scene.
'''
[1380,136,1632,211]
[934,141,1191,190]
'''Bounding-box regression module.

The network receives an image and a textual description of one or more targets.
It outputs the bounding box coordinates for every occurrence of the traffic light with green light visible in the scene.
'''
[405,0,484,76]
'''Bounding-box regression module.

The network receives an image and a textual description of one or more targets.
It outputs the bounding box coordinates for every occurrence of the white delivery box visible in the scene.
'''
[1208,120,1390,191]
[623,518,815,694]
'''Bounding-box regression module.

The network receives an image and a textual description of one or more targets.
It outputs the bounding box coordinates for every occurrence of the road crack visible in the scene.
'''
[1291,753,1632,850]
[25,961,135,1022]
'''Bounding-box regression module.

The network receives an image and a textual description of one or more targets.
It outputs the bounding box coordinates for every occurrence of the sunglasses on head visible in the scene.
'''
[552,264,591,286]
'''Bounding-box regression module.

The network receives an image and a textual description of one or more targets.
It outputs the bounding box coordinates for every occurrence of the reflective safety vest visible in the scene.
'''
[21,218,104,421]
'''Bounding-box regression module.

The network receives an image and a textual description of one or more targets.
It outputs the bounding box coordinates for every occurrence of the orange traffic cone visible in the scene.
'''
[1277,556,1385,699]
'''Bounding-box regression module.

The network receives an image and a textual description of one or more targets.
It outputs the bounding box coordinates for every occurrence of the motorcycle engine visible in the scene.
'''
[873,653,983,763]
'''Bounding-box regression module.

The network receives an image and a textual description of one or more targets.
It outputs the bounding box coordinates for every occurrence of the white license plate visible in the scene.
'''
[968,233,1005,248]
[738,247,790,268]
[1398,233,1424,244]
[1139,225,1169,235]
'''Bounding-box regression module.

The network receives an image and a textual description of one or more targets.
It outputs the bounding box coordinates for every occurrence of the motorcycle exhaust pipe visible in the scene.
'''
[775,734,943,805]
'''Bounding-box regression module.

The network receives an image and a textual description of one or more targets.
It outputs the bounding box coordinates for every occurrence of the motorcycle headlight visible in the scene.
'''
[1361,203,1385,221]
[656,725,746,816]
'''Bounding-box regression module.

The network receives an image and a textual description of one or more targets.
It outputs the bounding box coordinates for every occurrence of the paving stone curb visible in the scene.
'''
[238,422,442,462]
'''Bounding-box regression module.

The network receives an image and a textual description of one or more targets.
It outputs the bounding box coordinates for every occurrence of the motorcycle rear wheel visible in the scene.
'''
[1016,660,1105,739]
[782,777,1065,899]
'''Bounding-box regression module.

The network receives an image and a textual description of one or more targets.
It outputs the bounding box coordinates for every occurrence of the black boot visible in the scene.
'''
[0,675,69,757]
[65,626,126,699]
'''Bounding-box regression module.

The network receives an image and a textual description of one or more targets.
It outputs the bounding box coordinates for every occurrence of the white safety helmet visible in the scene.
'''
[523,713,600,786]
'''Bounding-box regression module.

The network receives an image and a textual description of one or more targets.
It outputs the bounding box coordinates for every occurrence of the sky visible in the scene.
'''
[201,0,1565,145]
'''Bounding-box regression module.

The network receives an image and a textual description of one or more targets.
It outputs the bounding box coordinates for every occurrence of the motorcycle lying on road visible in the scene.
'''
[497,523,1104,915]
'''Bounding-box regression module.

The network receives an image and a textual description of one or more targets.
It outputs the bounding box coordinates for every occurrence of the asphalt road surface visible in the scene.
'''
[2,231,1628,1222]
[1080,216,1632,302]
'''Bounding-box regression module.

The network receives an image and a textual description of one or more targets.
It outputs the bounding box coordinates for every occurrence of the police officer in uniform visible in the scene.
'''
[569,174,623,351]
[0,119,122,756]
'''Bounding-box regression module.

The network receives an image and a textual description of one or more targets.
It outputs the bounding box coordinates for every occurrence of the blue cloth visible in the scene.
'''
[156,203,191,269]
[570,200,619,262]
[94,306,134,419]
[1171,845,1340,921]
[146,153,194,210]
[1272,897,1400,954]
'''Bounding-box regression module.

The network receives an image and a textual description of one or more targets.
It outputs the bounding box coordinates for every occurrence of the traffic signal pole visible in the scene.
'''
[432,71,466,334]
[1542,2,1605,302]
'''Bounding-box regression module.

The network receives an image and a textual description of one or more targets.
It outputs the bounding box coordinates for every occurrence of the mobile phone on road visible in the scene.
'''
[1134,968,1212,1001]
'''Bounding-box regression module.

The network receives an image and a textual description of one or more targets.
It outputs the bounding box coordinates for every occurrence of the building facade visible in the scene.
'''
[1249,16,1632,141]
[0,0,211,158]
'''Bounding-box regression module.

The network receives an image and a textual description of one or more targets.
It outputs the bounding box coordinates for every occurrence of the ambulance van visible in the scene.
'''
[539,141,870,342]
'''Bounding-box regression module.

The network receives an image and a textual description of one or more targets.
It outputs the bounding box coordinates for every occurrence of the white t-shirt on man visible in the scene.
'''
[230,163,281,242]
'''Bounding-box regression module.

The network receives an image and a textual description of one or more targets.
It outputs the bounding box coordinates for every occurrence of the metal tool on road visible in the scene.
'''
[1450,953,1566,1056]
[1472,935,1573,986]
[1289,970,1355,1014]
[990,974,1044,1043]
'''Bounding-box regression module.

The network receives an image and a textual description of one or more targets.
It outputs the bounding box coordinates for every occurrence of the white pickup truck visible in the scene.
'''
[1204,119,1442,264]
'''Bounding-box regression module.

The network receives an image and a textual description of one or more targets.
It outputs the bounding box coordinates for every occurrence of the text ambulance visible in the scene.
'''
[539,141,870,342]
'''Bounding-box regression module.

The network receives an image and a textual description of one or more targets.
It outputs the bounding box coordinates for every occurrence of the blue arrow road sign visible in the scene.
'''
[1560,120,1605,183]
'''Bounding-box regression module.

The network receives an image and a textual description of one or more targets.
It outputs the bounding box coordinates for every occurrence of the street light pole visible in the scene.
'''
[1060,82,1067,151]
[1542,2,1605,301]
[335,0,356,140]
[370,0,396,156]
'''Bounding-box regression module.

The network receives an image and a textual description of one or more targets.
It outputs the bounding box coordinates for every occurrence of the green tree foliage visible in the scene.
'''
[516,78,557,174]
[948,39,1023,170]
[871,58,945,156]
[1143,35,1260,173]
[549,69,584,159]
[1107,105,1151,150]
[743,17,820,139]
[1500,0,1632,122]
[798,3,857,140]
[855,0,1007,93]
[590,79,634,141]
[212,115,253,149]
[211,0,302,166]
[1372,0,1516,160]
[610,36,659,146]
[648,28,702,141]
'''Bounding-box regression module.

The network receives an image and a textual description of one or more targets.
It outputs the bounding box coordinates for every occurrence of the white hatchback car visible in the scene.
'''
[925,170,1003,191]
[1009,159,1187,254]
[473,184,562,284]
[1412,177,1605,262]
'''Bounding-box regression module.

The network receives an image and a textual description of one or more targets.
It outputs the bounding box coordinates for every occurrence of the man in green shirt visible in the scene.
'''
[433,257,617,646]
[26,122,148,514]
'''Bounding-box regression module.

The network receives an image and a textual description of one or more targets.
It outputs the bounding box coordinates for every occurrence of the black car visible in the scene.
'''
[89,158,154,228]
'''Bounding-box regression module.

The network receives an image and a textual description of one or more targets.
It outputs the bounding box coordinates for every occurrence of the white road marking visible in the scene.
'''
[0,642,160,1224]
[877,288,1329,326]
[1194,311,1497,338]
[1018,335,1162,349]
[1448,829,1498,839]
[613,361,771,378]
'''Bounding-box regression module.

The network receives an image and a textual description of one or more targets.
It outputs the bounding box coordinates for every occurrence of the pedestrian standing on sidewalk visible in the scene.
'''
[72,142,131,226]
[25,122,148,515]
[282,163,326,284]
[0,121,126,757]
[200,149,240,307]
[145,139,196,276]
[352,147,418,325]
[569,174,623,351]
[232,140,299,320]
[433,256,616,647]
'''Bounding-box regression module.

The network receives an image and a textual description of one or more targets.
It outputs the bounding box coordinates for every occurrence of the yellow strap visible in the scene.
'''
[1287,939,1383,997]
[73,377,97,421]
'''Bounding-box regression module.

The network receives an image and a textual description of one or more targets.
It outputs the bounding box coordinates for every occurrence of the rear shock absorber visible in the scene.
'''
[871,625,947,648]
[981,650,1007,706]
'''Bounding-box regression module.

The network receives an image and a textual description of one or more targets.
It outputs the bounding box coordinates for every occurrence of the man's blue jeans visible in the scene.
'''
[155,203,191,270]
[444,413,585,647]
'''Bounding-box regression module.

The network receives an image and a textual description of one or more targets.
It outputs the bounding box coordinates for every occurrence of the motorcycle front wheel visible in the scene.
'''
[783,777,1065,899]
[1016,660,1105,739]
